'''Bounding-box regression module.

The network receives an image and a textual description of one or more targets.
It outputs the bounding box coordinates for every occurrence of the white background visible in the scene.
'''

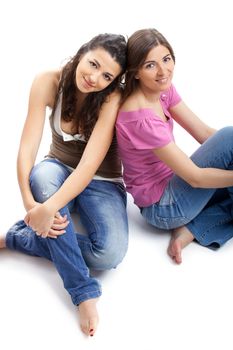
[1,0,233,349]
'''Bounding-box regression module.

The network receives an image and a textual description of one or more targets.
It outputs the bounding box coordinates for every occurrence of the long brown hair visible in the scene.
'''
[52,33,127,140]
[122,28,175,104]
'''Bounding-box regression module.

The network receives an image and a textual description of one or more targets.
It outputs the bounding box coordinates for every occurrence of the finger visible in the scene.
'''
[53,215,68,225]
[55,212,67,221]
[49,229,66,236]
[47,232,58,238]
[41,232,49,238]
[24,215,30,226]
[35,231,41,236]
[53,217,67,225]
[53,218,61,224]
[47,234,57,239]
[47,232,63,238]
[51,222,69,230]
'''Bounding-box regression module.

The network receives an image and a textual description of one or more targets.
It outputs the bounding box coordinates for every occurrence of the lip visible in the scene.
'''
[83,76,95,88]
[156,77,168,83]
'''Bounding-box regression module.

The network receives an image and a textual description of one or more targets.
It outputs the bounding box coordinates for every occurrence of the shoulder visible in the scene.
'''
[32,70,60,89]
[29,70,61,108]
[162,84,182,108]
[104,90,122,106]
[120,91,144,112]
[99,91,122,117]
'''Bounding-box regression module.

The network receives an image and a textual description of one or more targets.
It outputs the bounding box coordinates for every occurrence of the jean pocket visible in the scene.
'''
[142,202,187,230]
[156,202,181,219]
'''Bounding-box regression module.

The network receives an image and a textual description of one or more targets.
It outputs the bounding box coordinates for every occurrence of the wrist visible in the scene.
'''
[24,200,37,212]
[43,198,59,215]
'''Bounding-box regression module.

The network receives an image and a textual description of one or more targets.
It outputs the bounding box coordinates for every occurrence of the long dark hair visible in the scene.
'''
[53,33,127,140]
[122,28,175,104]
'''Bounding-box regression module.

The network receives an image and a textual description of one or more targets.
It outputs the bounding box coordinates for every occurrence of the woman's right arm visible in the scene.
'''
[17,71,59,211]
[154,141,233,188]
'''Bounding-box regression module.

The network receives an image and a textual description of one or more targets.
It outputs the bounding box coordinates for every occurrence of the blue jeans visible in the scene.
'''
[6,158,128,305]
[141,127,233,248]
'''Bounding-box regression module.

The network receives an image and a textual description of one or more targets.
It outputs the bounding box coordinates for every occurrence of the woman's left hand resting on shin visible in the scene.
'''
[25,205,69,238]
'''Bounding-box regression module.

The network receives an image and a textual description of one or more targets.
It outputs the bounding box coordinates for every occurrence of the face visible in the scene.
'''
[75,48,122,93]
[136,45,175,94]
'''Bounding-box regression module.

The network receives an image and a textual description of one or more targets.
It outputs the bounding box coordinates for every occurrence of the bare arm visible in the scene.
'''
[24,92,122,234]
[17,71,59,211]
[169,101,216,143]
[154,141,233,188]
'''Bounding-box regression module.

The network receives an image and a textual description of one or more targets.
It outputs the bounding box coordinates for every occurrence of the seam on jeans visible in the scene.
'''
[76,182,126,245]
[200,217,232,239]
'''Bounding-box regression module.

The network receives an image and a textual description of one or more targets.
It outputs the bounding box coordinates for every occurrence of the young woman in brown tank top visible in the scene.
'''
[0,33,128,337]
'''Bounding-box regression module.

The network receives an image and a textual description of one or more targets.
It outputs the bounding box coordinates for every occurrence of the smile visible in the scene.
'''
[156,77,168,83]
[83,76,95,88]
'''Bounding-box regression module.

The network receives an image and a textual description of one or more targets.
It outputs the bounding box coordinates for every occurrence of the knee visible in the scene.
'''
[216,126,233,142]
[29,161,69,202]
[94,246,127,270]
[91,230,128,270]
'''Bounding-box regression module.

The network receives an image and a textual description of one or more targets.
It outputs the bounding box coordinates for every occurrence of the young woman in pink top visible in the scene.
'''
[116,28,233,264]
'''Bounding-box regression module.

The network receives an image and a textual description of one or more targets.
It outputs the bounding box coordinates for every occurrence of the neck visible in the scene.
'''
[136,86,160,103]
[76,89,88,106]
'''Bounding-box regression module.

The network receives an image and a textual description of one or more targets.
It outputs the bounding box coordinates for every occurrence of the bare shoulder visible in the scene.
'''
[104,90,122,106]
[120,93,141,112]
[32,70,60,88]
[97,91,123,123]
[30,70,61,108]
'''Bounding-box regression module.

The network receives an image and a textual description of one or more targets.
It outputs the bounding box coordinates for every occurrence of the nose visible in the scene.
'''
[157,62,166,75]
[89,72,101,85]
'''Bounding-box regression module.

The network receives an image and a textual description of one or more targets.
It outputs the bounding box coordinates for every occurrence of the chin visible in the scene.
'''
[160,81,172,91]
[76,83,93,93]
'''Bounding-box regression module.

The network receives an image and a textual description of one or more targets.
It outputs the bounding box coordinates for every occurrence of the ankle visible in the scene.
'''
[0,234,6,249]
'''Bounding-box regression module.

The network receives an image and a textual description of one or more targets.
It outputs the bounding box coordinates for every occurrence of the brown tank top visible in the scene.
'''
[47,97,122,178]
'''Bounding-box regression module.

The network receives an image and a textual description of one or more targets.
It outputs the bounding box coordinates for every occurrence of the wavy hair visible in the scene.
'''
[53,33,127,139]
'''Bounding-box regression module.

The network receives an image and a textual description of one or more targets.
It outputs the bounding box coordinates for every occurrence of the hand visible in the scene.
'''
[25,199,39,212]
[24,202,55,237]
[46,212,69,239]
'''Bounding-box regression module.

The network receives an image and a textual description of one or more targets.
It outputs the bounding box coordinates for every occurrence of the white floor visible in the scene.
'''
[1,0,233,349]
[1,195,233,350]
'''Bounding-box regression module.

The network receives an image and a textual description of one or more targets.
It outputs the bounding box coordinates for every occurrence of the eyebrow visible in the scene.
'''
[93,59,114,78]
[144,53,171,65]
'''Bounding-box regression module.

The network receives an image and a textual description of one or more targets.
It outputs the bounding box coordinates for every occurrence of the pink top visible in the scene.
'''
[116,85,182,207]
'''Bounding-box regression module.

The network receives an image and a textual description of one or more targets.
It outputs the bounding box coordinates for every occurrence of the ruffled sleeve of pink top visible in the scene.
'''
[116,84,182,207]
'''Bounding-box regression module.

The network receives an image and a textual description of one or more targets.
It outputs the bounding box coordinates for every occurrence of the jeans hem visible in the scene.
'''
[5,232,15,250]
[187,221,227,248]
[73,289,102,306]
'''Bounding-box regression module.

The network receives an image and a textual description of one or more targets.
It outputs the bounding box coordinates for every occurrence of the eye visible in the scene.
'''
[89,60,97,68]
[145,62,156,69]
[163,55,172,63]
[103,73,112,82]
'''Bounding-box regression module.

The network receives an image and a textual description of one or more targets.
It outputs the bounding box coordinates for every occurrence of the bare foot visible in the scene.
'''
[0,234,6,249]
[78,298,99,336]
[167,226,194,264]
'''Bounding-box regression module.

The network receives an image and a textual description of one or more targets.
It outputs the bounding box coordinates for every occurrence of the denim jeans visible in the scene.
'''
[6,158,128,305]
[141,127,233,248]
